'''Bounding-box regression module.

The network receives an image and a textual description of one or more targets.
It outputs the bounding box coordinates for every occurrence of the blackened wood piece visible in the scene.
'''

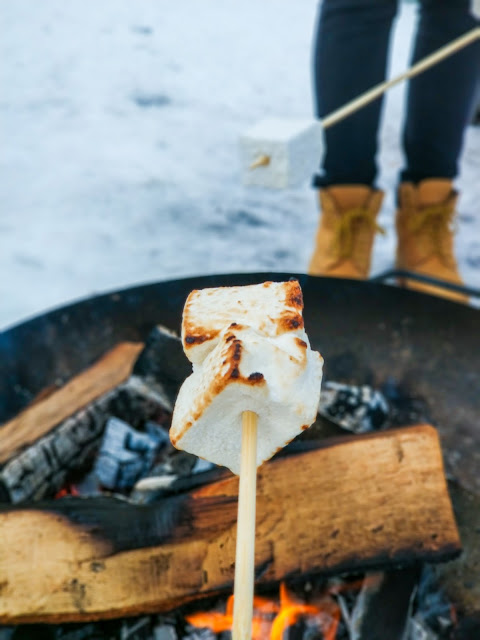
[0,425,461,624]
[0,342,145,465]
[0,377,171,503]
[2,492,238,553]
[133,325,191,404]
[351,567,420,640]
[454,616,480,640]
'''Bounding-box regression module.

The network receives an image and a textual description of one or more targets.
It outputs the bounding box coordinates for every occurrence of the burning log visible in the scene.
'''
[0,342,145,465]
[0,328,187,503]
[0,325,187,467]
[0,425,460,624]
[132,324,192,405]
[0,376,171,503]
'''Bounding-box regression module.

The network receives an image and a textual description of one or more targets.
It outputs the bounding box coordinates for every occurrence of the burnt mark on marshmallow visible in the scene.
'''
[288,317,301,329]
[287,281,303,309]
[248,372,264,383]
[185,334,209,345]
[224,335,243,380]
[279,311,304,332]
[295,338,308,349]
[172,420,192,446]
[232,341,242,361]
[289,293,303,307]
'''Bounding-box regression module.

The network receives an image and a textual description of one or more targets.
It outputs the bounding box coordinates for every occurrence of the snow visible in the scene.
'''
[1,0,479,331]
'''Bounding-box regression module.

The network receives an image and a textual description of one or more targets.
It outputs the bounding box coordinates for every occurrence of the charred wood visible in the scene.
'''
[0,328,189,504]
[133,326,191,405]
[0,425,461,624]
[0,376,171,503]
[0,342,144,466]
[350,568,420,640]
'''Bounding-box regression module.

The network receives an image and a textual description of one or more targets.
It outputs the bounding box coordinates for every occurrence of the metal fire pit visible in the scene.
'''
[0,272,479,617]
[1,272,478,493]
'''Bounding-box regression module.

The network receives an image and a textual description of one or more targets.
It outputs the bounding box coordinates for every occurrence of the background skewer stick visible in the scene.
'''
[321,26,480,130]
[232,410,258,640]
[241,27,480,189]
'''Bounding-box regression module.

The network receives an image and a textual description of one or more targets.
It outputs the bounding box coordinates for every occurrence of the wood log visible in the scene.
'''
[0,327,187,503]
[0,376,172,503]
[0,425,461,624]
[132,325,191,405]
[0,342,145,465]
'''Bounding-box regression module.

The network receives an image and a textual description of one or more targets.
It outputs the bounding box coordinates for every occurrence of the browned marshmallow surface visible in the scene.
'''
[182,280,304,365]
[170,324,323,474]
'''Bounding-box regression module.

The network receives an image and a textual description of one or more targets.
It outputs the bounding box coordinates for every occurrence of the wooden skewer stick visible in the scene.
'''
[249,154,271,170]
[322,26,480,130]
[232,410,258,640]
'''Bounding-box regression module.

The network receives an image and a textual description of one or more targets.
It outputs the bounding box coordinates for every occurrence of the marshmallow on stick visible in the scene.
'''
[171,281,323,474]
[170,280,323,640]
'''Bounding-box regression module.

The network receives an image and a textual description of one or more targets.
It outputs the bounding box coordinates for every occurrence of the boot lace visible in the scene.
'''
[407,205,456,267]
[333,208,385,260]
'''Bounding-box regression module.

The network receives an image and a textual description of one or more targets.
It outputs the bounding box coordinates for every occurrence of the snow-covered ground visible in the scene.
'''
[1,0,479,330]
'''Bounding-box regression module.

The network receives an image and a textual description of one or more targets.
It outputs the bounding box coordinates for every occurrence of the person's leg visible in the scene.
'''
[401,0,480,182]
[396,0,479,302]
[312,0,398,187]
[309,0,397,278]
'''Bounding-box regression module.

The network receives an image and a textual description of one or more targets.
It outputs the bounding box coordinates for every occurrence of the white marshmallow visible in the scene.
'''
[239,117,323,189]
[182,280,304,365]
[170,324,323,474]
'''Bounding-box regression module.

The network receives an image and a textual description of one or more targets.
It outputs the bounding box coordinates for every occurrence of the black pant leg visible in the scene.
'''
[312,0,398,187]
[401,0,480,183]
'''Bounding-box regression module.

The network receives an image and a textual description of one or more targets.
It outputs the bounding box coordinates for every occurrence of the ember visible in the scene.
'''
[186,593,277,639]
[185,582,342,640]
[176,569,461,640]
[54,483,80,499]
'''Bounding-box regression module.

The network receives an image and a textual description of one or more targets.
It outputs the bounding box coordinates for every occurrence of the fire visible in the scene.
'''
[186,594,278,639]
[271,582,340,640]
[186,582,341,640]
[54,483,80,499]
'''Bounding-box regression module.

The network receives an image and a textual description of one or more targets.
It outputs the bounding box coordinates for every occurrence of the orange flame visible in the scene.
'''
[270,582,340,640]
[186,594,278,638]
[55,484,80,499]
[187,582,341,640]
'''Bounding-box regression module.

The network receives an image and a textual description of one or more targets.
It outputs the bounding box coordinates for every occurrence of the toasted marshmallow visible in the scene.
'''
[182,280,304,365]
[170,324,323,474]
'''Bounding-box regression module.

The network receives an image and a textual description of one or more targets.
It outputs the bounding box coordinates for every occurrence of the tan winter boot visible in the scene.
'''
[396,179,468,303]
[308,185,384,278]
